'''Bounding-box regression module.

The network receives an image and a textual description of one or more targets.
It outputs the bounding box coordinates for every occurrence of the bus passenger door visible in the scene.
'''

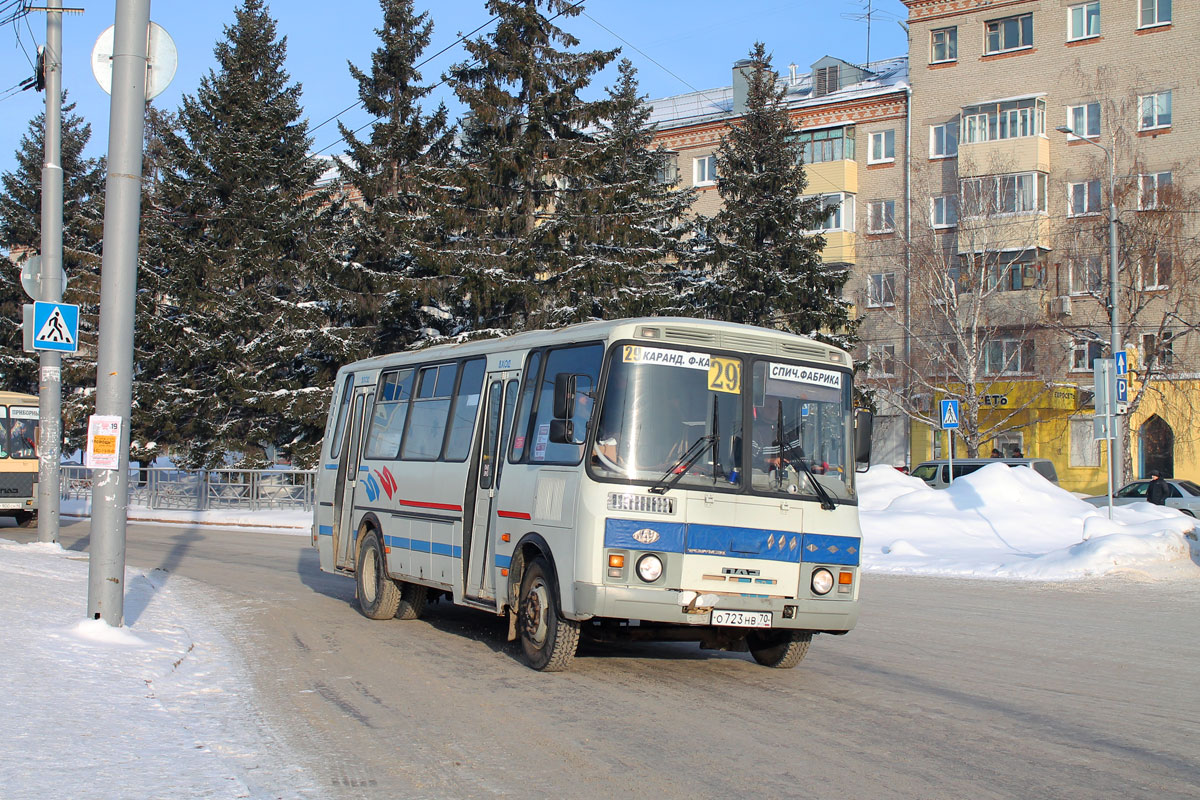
[465,375,516,601]
[332,387,372,571]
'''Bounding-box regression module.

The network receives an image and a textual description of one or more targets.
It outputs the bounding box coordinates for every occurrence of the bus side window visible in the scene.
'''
[509,351,542,463]
[528,344,603,465]
[402,363,458,460]
[364,368,414,460]
[328,374,355,460]
[443,358,486,461]
[0,408,8,459]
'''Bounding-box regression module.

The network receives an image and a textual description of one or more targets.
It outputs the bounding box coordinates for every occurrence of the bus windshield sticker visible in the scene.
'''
[10,406,38,420]
[707,357,742,394]
[768,363,842,389]
[622,345,710,371]
[533,423,550,461]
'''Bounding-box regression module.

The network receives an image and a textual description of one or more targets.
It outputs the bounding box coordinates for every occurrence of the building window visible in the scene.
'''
[1138,171,1172,209]
[929,121,959,158]
[1068,2,1101,40]
[867,343,897,377]
[1142,332,1174,368]
[1070,255,1104,295]
[1138,91,1172,130]
[794,126,855,164]
[1069,417,1101,467]
[867,200,896,234]
[984,338,1035,375]
[1139,0,1171,28]
[814,64,840,97]
[1066,102,1101,138]
[806,193,854,232]
[961,97,1045,143]
[867,272,896,307]
[1071,339,1103,372]
[986,253,1042,292]
[1140,250,1172,289]
[962,172,1047,216]
[985,13,1033,54]
[1068,179,1102,216]
[654,153,679,185]
[931,195,958,228]
[931,26,958,63]
[693,154,717,186]
[868,130,895,164]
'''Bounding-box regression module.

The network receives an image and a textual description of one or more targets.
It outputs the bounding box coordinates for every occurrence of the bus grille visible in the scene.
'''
[0,473,34,499]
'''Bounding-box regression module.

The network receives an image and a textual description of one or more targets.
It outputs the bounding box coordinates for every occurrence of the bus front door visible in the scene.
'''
[465,375,517,601]
[332,387,372,571]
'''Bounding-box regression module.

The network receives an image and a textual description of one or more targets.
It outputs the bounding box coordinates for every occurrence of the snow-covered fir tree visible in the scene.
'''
[546,58,698,324]
[0,96,104,403]
[334,0,457,353]
[141,0,337,468]
[439,0,616,335]
[696,43,856,346]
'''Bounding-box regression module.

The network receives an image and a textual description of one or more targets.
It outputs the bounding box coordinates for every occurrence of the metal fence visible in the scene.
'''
[61,466,317,511]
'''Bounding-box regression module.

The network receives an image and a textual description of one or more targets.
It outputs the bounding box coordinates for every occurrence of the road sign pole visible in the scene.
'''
[88,0,151,627]
[36,0,64,545]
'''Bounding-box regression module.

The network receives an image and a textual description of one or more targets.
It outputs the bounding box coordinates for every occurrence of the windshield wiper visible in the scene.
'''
[649,433,716,495]
[776,400,837,511]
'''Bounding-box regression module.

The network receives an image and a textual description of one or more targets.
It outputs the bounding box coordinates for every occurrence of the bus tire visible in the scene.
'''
[747,630,812,669]
[356,528,401,620]
[518,556,579,672]
[14,511,37,528]
[394,582,427,620]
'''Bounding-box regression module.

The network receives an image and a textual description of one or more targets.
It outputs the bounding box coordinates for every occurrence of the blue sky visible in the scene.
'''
[0,0,909,180]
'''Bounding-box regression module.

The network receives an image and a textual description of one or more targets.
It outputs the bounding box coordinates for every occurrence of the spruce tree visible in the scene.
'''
[699,43,855,345]
[547,58,697,324]
[141,0,334,467]
[0,96,104,402]
[440,0,616,334]
[335,0,455,353]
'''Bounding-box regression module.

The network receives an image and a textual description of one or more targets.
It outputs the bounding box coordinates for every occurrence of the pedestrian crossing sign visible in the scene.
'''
[940,399,960,430]
[31,301,79,353]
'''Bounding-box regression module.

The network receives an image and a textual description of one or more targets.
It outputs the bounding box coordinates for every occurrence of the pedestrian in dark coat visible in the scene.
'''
[1147,471,1170,506]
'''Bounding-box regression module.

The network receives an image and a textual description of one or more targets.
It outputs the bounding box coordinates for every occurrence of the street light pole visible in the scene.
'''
[1056,125,1123,486]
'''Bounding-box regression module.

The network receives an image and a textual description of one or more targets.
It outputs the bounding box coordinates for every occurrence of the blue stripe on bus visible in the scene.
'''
[318,525,333,537]
[383,535,463,560]
[800,533,861,566]
[603,518,858,566]
[359,466,371,473]
[495,554,512,569]
[604,519,687,552]
[324,464,338,470]
[686,524,803,563]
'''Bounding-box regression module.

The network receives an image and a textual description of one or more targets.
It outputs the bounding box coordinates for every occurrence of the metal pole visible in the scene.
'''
[87,0,151,626]
[1108,148,1123,487]
[36,0,64,544]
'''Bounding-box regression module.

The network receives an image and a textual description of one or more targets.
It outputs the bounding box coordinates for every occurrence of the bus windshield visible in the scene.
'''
[1,406,38,460]
[589,345,855,502]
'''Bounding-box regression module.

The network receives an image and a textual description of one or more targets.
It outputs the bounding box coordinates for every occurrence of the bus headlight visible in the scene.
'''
[636,554,664,583]
[811,568,834,595]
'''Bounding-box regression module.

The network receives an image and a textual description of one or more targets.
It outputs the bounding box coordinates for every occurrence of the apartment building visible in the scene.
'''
[894,0,1198,492]
[646,56,912,465]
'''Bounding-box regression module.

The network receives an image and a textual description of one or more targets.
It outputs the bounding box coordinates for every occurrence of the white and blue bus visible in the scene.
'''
[314,318,872,671]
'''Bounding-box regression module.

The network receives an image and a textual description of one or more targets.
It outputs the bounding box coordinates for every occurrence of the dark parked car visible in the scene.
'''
[1083,478,1200,517]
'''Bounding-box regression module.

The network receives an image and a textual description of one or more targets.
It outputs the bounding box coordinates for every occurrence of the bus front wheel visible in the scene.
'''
[518,556,579,671]
[747,630,812,669]
[14,511,37,528]
[356,528,401,620]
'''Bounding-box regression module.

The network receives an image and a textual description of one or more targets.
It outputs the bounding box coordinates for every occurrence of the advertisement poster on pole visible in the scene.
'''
[85,415,123,470]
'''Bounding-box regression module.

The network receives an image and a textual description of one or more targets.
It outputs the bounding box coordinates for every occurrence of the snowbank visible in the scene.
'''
[857,464,1199,580]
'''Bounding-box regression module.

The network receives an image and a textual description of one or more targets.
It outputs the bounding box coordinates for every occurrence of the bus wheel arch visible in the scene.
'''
[516,553,580,671]
[356,522,402,620]
[506,533,559,616]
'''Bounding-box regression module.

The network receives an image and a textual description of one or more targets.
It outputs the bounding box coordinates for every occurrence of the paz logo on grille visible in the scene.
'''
[632,528,660,545]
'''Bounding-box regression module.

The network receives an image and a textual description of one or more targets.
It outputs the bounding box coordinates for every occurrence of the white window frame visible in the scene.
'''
[1139,0,1171,29]
[805,193,855,233]
[1138,91,1172,131]
[868,130,895,164]
[867,200,896,234]
[1139,250,1171,290]
[1138,171,1171,210]
[867,273,896,308]
[960,98,1045,144]
[984,338,1035,375]
[929,121,959,159]
[1070,255,1104,296]
[867,343,897,377]
[930,195,958,228]
[1070,339,1103,372]
[931,26,958,63]
[984,13,1033,55]
[1068,2,1101,41]
[962,172,1047,217]
[693,154,717,187]
[1142,331,1174,367]
[1066,102,1101,139]
[1068,179,1102,217]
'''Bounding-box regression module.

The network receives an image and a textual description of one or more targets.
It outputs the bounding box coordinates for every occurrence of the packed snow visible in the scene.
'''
[3,464,1197,798]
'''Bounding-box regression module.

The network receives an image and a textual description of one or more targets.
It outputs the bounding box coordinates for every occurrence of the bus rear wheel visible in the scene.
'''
[356,528,401,620]
[518,556,579,672]
[747,630,812,669]
[394,582,427,620]
[14,511,37,528]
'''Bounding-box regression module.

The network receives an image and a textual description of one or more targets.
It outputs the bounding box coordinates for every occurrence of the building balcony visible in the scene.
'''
[806,159,858,195]
[821,230,856,265]
[956,213,1051,253]
[959,135,1050,178]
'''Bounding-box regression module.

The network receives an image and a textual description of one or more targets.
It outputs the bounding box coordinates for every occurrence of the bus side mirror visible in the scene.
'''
[549,419,576,444]
[553,373,577,420]
[854,408,873,469]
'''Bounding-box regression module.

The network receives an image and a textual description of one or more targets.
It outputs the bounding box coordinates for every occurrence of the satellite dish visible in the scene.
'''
[91,21,177,101]
[19,255,69,300]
